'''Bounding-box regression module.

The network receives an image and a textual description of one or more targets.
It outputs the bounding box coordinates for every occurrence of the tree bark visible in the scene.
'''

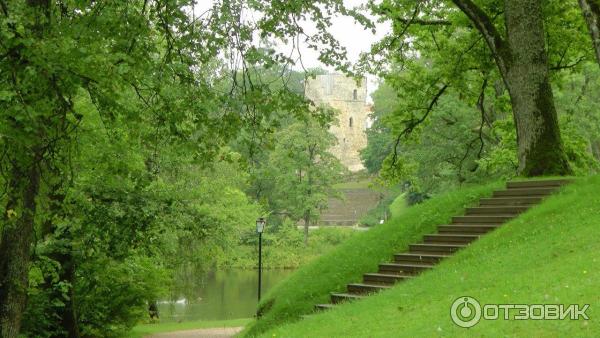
[303,213,309,246]
[503,0,571,176]
[0,158,41,338]
[58,253,80,338]
[579,0,600,66]
[451,0,572,176]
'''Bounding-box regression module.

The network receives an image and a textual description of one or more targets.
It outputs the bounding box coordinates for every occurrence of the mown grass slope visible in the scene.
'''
[242,181,503,337]
[389,192,407,218]
[260,175,599,337]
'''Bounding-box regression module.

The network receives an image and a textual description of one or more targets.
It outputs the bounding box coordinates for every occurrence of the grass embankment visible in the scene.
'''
[127,318,252,338]
[389,192,407,218]
[259,176,599,337]
[359,185,405,227]
[241,181,503,337]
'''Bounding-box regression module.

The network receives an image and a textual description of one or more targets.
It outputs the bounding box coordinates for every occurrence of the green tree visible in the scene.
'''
[360,0,589,177]
[360,82,397,173]
[268,119,344,245]
[0,1,322,334]
[579,0,600,65]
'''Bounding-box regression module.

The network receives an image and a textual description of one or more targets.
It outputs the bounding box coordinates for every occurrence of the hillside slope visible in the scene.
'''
[261,176,599,337]
[242,182,503,337]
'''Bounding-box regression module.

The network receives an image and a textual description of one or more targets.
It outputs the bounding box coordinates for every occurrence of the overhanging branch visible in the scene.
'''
[394,17,451,26]
[391,83,449,166]
[450,0,509,75]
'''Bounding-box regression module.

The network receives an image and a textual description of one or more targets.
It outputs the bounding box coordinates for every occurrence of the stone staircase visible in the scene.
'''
[314,179,571,310]
[319,189,382,226]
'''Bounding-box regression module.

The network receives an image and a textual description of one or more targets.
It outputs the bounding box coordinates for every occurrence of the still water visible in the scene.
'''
[158,269,294,322]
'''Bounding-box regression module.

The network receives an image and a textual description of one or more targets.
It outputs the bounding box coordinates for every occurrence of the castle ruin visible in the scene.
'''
[305,74,371,172]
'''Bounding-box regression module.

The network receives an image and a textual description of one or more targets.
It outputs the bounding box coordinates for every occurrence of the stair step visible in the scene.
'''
[493,187,556,197]
[479,196,543,206]
[330,293,364,304]
[363,273,413,285]
[507,179,572,189]
[408,243,467,255]
[394,253,448,264]
[438,224,499,234]
[320,220,356,226]
[466,206,529,215]
[424,234,480,244]
[314,303,335,311]
[379,263,433,274]
[347,283,391,294]
[452,215,514,224]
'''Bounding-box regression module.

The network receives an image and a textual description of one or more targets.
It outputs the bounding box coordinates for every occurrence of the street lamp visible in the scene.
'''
[256,217,266,302]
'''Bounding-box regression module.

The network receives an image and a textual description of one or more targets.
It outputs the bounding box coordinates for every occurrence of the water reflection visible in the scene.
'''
[158,269,294,322]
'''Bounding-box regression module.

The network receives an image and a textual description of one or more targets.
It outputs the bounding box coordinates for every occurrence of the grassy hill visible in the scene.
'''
[252,175,599,337]
[241,181,503,336]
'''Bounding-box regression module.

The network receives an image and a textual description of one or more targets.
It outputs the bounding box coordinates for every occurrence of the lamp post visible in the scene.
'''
[256,217,266,302]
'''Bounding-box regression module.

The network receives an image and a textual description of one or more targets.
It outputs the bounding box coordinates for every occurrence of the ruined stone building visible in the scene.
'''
[305,74,371,172]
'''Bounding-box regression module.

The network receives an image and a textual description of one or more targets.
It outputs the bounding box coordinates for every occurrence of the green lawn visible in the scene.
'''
[257,175,599,337]
[388,192,407,218]
[241,181,503,337]
[127,318,252,338]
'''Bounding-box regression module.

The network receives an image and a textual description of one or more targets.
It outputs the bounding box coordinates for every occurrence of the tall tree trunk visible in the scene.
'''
[579,0,600,66]
[452,0,572,176]
[503,0,572,176]
[591,139,600,161]
[58,252,80,338]
[303,213,310,246]
[0,158,41,338]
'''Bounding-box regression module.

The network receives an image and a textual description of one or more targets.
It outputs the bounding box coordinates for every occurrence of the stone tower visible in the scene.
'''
[305,74,370,172]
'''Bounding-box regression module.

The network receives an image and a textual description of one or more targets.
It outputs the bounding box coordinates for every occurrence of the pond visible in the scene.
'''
[158,269,295,322]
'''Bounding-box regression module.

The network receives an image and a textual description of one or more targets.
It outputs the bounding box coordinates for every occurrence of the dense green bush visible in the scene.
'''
[220,221,357,269]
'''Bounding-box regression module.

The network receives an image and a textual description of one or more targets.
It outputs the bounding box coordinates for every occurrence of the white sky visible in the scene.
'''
[193,0,390,100]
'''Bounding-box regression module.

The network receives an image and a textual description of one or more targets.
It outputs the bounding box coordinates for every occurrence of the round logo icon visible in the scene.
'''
[450,296,482,328]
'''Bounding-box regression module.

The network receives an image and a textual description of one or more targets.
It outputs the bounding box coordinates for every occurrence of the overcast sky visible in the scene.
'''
[194,0,390,99]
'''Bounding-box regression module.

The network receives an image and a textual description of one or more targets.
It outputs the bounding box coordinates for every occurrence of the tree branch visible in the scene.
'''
[550,55,587,71]
[450,0,509,75]
[391,83,449,166]
[578,0,600,66]
[393,17,451,26]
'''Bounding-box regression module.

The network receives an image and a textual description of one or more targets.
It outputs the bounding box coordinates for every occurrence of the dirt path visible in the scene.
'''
[147,326,244,338]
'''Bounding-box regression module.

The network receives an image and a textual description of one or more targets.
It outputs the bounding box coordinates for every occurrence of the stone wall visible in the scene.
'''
[305,74,370,172]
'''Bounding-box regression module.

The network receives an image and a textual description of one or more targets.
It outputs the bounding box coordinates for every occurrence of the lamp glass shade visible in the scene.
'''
[256,218,266,233]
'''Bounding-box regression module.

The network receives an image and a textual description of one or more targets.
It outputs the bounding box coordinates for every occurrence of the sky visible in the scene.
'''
[194,0,390,99]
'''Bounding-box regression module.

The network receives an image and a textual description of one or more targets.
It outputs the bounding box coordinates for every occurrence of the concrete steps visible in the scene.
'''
[394,253,449,264]
[437,224,499,234]
[319,188,381,226]
[363,273,413,285]
[378,263,434,274]
[479,196,543,205]
[347,283,391,294]
[313,179,571,311]
[465,206,529,215]
[330,293,364,304]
